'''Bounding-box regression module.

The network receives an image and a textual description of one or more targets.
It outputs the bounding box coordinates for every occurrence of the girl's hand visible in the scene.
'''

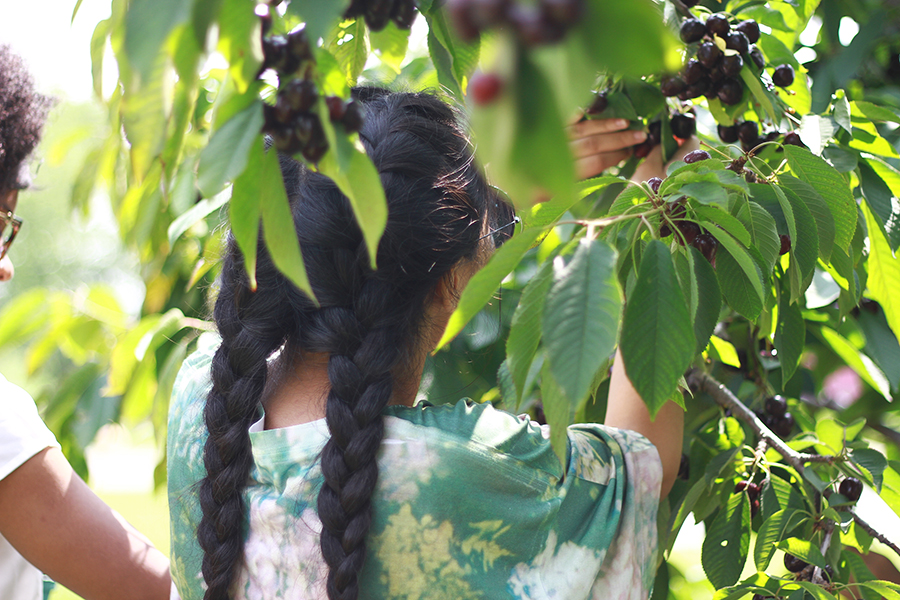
[568,118,648,179]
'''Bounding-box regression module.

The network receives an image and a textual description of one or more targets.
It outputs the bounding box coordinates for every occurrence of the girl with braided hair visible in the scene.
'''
[167,88,684,600]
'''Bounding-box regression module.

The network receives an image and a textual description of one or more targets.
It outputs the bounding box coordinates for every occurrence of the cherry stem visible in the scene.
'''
[688,369,900,561]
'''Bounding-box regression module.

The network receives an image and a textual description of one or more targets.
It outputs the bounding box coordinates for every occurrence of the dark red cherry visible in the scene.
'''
[683,149,711,164]
[773,64,795,87]
[718,124,739,143]
[779,234,791,255]
[717,78,744,105]
[680,18,707,44]
[764,395,787,417]
[470,73,504,105]
[784,553,809,573]
[736,20,760,44]
[839,477,863,502]
[706,13,731,38]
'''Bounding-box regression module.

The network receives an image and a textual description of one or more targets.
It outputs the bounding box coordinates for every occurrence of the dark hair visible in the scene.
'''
[0,45,52,192]
[197,89,513,600]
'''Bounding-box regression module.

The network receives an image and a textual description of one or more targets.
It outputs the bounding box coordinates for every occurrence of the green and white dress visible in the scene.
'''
[168,335,663,600]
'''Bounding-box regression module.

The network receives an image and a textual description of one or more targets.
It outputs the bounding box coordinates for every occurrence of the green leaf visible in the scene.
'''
[330,19,369,86]
[167,191,230,246]
[861,199,900,346]
[780,175,836,262]
[121,54,168,181]
[438,228,544,350]
[734,200,780,273]
[667,479,707,554]
[543,239,621,406]
[217,0,263,92]
[852,448,887,492]
[780,186,819,303]
[795,582,838,600]
[754,509,805,570]
[850,121,900,158]
[777,538,828,570]
[318,132,388,270]
[857,308,900,392]
[509,53,576,206]
[784,145,857,251]
[798,115,836,155]
[620,240,694,417]
[852,101,900,124]
[124,0,191,81]
[740,67,778,124]
[540,362,571,468]
[507,258,555,406]
[775,281,805,383]
[257,145,314,301]
[286,0,345,43]
[691,245,722,355]
[369,21,410,74]
[695,205,752,247]
[814,326,892,401]
[197,101,264,197]
[706,228,765,319]
[833,90,852,134]
[861,156,900,251]
[702,493,751,589]
[229,135,264,290]
[709,336,740,368]
[823,145,859,173]
[573,0,681,76]
[426,27,462,99]
[861,581,900,600]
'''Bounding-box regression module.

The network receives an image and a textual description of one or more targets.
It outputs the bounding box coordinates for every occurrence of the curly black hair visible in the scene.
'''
[0,45,52,192]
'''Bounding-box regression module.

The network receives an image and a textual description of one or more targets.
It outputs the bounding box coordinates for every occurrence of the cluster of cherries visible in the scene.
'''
[645,149,719,263]
[663,13,793,106]
[734,477,764,517]
[755,394,795,438]
[343,0,418,31]
[258,20,363,163]
[717,120,807,153]
[447,0,584,46]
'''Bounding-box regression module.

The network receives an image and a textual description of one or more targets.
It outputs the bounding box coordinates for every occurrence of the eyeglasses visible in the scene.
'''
[0,211,22,261]
[478,216,521,243]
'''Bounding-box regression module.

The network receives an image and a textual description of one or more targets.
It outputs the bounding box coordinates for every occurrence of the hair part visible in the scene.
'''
[197,88,512,600]
[0,45,53,192]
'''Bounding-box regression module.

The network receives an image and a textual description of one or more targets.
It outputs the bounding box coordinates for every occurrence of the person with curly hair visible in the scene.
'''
[0,44,174,600]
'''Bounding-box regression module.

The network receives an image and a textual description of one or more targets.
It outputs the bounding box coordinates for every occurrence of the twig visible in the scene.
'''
[849,508,900,558]
[669,0,695,19]
[688,369,900,561]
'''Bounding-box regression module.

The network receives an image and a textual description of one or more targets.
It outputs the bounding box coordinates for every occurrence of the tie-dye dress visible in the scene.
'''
[167,335,663,600]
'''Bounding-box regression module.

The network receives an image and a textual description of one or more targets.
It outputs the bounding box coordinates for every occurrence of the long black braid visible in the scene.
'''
[197,89,514,600]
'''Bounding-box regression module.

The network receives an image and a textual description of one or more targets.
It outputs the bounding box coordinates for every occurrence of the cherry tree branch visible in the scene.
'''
[687,370,837,467]
[687,369,900,561]
[849,508,900,558]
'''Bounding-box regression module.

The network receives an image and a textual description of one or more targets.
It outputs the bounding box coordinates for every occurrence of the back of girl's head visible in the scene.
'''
[0,45,52,193]
[197,89,512,600]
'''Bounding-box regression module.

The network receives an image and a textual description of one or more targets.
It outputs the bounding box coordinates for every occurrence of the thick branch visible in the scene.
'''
[688,369,900,561]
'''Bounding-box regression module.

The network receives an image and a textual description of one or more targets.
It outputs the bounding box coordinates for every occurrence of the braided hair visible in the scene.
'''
[0,45,52,192]
[197,89,514,600]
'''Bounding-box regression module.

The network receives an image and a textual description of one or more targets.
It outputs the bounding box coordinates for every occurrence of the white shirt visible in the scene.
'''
[0,374,59,600]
